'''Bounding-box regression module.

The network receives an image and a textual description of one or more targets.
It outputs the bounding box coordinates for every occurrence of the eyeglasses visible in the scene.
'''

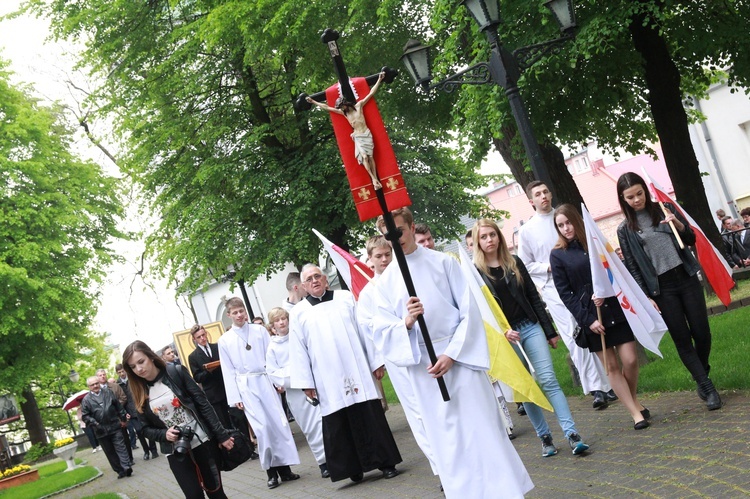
[88,383,100,388]
[303,273,324,283]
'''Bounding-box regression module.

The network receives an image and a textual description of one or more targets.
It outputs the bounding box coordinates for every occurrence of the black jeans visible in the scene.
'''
[167,441,226,499]
[654,266,712,381]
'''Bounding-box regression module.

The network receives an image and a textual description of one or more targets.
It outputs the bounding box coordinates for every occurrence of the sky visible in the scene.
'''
[0,1,191,353]
[0,1,510,354]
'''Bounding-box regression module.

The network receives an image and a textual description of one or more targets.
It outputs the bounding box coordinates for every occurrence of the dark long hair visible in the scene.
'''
[616,172,660,231]
[122,340,167,414]
[553,204,587,252]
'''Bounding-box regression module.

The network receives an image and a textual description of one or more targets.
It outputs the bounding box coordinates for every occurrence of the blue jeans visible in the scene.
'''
[512,319,577,439]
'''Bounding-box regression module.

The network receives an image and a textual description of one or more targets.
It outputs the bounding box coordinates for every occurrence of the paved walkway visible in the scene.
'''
[70,390,750,498]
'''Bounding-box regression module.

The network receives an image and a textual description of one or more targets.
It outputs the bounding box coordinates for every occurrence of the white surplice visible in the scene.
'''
[266,334,325,465]
[218,323,299,470]
[373,246,533,499]
[358,277,438,475]
[288,291,380,417]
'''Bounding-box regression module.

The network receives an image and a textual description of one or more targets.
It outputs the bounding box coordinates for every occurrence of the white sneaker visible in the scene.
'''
[92,448,98,453]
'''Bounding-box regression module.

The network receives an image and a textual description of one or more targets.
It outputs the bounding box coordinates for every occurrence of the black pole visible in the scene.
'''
[485,28,554,191]
[237,279,255,319]
[308,28,449,401]
[58,381,76,435]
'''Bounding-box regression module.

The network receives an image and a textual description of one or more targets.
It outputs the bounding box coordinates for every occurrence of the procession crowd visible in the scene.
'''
[78,174,724,499]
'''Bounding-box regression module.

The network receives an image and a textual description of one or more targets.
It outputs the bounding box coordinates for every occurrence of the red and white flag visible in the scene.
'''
[312,229,373,300]
[641,170,734,307]
[582,205,667,356]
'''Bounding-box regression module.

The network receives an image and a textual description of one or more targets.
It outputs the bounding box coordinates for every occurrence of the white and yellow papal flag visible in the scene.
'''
[581,204,667,356]
[457,245,552,412]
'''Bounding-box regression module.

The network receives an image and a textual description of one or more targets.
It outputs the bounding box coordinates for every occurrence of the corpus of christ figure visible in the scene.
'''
[307,71,386,189]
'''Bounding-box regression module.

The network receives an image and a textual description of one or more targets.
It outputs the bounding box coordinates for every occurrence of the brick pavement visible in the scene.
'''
[69,389,750,498]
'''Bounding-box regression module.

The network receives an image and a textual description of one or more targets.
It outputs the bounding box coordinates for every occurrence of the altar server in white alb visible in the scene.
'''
[518,181,615,410]
[265,306,329,479]
[289,264,401,483]
[357,235,439,476]
[372,207,533,499]
[218,297,300,490]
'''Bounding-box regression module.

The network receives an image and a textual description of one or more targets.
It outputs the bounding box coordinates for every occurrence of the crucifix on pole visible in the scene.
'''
[296,28,450,402]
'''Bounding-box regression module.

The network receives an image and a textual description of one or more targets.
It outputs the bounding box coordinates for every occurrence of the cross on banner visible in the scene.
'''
[296,28,450,401]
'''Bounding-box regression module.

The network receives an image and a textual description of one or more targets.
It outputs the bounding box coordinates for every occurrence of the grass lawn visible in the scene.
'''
[0,458,98,499]
[551,305,750,397]
[705,277,750,308]
[82,494,120,499]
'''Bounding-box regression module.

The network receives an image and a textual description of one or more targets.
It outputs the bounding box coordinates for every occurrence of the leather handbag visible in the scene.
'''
[218,428,253,471]
[573,326,590,350]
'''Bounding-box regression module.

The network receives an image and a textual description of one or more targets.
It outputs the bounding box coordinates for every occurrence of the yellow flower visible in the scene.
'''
[54,437,75,448]
[2,464,30,478]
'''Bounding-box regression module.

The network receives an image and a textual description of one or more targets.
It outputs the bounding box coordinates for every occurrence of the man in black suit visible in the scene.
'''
[189,324,258,459]
[188,324,231,428]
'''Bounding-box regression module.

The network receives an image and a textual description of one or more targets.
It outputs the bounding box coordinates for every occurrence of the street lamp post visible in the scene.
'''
[57,369,80,436]
[401,0,577,191]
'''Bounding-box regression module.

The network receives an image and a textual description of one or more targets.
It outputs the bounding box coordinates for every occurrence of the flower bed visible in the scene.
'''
[0,468,40,491]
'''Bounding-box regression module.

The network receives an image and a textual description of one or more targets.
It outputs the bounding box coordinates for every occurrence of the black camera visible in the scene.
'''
[173,425,194,454]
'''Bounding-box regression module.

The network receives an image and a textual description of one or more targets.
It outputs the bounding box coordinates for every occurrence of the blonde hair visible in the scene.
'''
[267,307,289,324]
[472,219,522,285]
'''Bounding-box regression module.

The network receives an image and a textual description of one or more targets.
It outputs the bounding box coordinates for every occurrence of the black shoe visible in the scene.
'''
[592,391,608,410]
[280,473,300,482]
[151,451,159,459]
[640,407,651,419]
[605,389,618,402]
[697,383,708,401]
[267,477,280,489]
[125,467,133,477]
[143,452,150,461]
[508,430,516,440]
[698,378,722,410]
[250,451,259,460]
[516,403,526,416]
[634,419,650,430]
[319,464,330,479]
[128,460,135,467]
[350,472,364,483]
[132,444,139,450]
[381,467,399,479]
[117,471,126,479]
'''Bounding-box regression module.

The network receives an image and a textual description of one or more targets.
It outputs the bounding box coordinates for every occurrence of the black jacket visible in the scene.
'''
[188,343,227,406]
[80,388,127,437]
[139,364,230,455]
[550,240,626,331]
[617,202,700,297]
[479,256,557,340]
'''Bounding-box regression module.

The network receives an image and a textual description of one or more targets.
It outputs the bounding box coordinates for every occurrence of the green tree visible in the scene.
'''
[0,60,123,444]
[423,0,750,246]
[29,0,496,295]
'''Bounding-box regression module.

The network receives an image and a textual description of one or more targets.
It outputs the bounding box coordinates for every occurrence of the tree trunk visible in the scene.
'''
[629,6,725,251]
[493,125,583,208]
[20,386,48,445]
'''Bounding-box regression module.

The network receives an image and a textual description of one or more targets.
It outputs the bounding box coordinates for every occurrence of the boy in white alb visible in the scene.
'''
[219,297,300,489]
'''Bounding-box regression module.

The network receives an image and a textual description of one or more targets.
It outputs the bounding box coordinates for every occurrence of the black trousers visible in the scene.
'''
[322,399,402,482]
[167,442,227,499]
[655,267,712,380]
[97,429,130,474]
[132,418,157,455]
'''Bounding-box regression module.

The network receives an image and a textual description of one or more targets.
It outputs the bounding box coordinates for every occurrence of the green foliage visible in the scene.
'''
[35,458,83,478]
[0,465,98,498]
[30,0,490,294]
[23,443,53,463]
[0,58,123,442]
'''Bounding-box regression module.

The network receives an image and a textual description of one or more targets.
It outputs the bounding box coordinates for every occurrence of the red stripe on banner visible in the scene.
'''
[652,188,734,306]
[325,78,411,222]
[332,242,374,299]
